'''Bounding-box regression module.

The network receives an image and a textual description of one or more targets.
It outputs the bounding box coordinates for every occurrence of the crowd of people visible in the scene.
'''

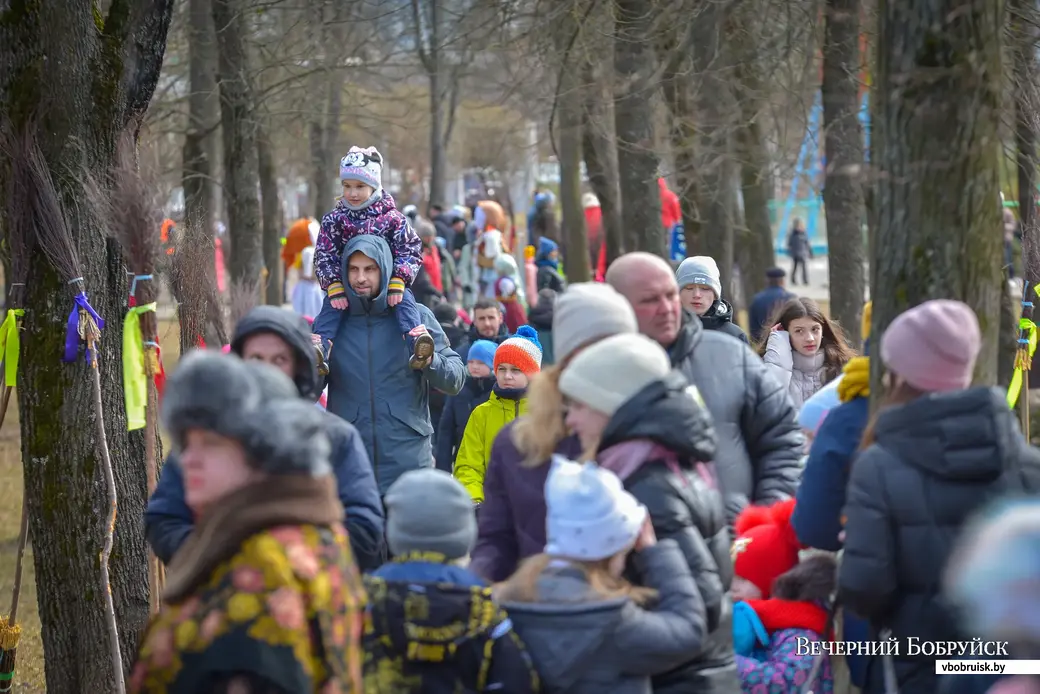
[133,145,1040,694]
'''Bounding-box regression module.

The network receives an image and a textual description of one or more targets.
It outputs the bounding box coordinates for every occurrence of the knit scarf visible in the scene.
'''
[744,598,829,637]
[838,356,870,402]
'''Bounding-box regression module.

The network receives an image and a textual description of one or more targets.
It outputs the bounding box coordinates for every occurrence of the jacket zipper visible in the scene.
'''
[366,313,379,480]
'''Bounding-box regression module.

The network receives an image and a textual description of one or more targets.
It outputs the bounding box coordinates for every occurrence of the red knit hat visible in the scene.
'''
[732,498,801,598]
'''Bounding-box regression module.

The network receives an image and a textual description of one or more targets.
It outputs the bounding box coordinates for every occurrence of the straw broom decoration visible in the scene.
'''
[168,220,228,353]
[90,130,164,613]
[0,123,36,694]
[22,129,125,693]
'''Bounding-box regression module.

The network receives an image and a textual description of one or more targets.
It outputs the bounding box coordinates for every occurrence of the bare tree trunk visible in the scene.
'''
[213,0,263,290]
[308,1,347,218]
[660,64,702,256]
[870,0,1005,399]
[613,0,664,256]
[183,0,218,235]
[556,17,590,282]
[0,1,174,690]
[582,59,624,269]
[257,125,282,305]
[823,0,867,345]
[735,116,775,309]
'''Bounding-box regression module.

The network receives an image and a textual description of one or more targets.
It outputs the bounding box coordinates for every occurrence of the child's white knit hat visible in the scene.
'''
[545,456,647,561]
[339,146,383,192]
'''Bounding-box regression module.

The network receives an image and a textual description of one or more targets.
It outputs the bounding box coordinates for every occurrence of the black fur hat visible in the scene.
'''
[162,350,331,477]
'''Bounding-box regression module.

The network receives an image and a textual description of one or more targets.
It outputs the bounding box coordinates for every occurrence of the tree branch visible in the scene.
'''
[410,0,432,74]
[442,62,463,145]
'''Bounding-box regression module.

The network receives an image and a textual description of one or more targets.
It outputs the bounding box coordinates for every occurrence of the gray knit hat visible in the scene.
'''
[552,283,638,365]
[384,468,477,560]
[675,256,722,299]
[162,350,331,477]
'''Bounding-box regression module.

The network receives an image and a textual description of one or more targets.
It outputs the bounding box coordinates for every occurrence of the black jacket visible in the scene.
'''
[699,299,748,344]
[536,264,565,294]
[839,387,1040,694]
[435,375,494,472]
[598,372,739,694]
[667,310,803,524]
[456,322,510,363]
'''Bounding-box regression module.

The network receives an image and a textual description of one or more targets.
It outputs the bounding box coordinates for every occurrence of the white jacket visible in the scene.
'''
[763,330,827,410]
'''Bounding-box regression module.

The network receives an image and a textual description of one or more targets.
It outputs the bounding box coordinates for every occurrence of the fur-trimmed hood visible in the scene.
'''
[771,553,837,605]
[162,350,331,477]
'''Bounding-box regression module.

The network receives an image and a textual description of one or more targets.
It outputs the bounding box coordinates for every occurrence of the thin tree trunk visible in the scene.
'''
[257,125,282,305]
[823,0,867,345]
[660,66,702,256]
[0,1,174,690]
[735,116,776,310]
[556,17,590,282]
[613,0,664,256]
[183,0,218,235]
[582,60,624,269]
[870,0,1005,399]
[308,1,347,219]
[213,0,263,290]
[426,0,447,206]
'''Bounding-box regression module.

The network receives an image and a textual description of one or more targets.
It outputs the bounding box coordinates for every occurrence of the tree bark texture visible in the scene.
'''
[0,1,174,691]
[659,57,702,257]
[257,124,283,305]
[823,0,867,346]
[308,0,347,218]
[213,0,263,287]
[582,58,625,269]
[182,0,219,235]
[613,0,664,256]
[690,2,736,295]
[556,15,590,282]
[870,0,1005,399]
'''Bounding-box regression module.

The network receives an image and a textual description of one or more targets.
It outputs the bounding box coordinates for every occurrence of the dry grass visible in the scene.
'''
[0,318,181,693]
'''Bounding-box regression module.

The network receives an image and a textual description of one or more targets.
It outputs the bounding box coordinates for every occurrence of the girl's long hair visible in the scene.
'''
[859,377,926,450]
[756,297,855,383]
[513,363,570,467]
[495,554,657,606]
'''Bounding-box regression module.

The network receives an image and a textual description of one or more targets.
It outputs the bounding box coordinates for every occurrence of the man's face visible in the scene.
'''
[473,307,502,338]
[239,332,295,379]
[618,263,682,347]
[347,251,381,298]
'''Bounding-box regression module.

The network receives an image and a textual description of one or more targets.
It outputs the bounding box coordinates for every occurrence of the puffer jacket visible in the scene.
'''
[503,540,707,694]
[596,371,740,694]
[667,310,803,524]
[839,387,1040,694]
[699,299,748,344]
[454,386,528,502]
[763,330,827,410]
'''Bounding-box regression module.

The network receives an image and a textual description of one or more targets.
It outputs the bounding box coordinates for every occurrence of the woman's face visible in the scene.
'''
[180,429,262,516]
[787,316,823,357]
[341,180,374,206]
[679,284,715,316]
[496,364,529,390]
[731,576,763,601]
[564,400,611,450]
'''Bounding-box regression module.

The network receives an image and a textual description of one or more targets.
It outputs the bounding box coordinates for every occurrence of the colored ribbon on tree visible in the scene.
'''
[1008,283,1040,410]
[62,292,105,364]
[123,302,157,431]
[0,309,25,387]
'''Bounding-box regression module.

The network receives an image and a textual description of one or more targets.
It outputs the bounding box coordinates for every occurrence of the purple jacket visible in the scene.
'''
[469,420,582,582]
[314,192,422,290]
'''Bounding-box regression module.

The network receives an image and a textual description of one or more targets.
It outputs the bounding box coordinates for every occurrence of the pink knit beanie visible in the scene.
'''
[880,299,980,392]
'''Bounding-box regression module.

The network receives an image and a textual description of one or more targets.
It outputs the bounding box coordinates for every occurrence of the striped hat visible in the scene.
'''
[494,325,542,376]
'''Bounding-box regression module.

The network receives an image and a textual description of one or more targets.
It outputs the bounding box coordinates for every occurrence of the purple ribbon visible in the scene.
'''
[62,292,105,364]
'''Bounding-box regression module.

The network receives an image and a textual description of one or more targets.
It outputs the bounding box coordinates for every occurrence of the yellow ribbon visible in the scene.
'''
[1008,314,1038,409]
[0,309,25,388]
[123,303,156,431]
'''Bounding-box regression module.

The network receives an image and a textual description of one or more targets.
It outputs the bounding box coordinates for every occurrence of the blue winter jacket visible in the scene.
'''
[145,306,386,571]
[326,235,466,494]
[435,375,494,473]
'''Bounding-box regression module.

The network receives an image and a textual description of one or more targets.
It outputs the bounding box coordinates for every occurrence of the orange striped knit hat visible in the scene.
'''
[494,325,543,376]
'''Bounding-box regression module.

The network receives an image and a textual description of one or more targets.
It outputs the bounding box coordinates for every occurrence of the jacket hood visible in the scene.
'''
[230,306,319,400]
[873,387,1023,481]
[502,568,626,690]
[667,309,703,365]
[342,234,392,315]
[700,298,735,328]
[597,371,717,462]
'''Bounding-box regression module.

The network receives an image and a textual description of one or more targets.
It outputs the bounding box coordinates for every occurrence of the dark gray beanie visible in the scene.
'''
[384,468,476,560]
[163,350,331,477]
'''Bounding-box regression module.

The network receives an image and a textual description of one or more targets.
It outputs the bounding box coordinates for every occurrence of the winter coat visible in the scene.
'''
[734,555,836,694]
[503,540,707,694]
[456,322,510,364]
[315,192,422,290]
[325,235,466,495]
[667,310,803,524]
[535,238,566,295]
[700,298,749,343]
[595,371,739,694]
[435,375,494,473]
[421,243,443,293]
[786,228,812,260]
[363,559,539,693]
[839,387,1040,694]
[748,286,795,344]
[527,299,555,366]
[454,387,529,503]
[145,307,385,571]
[469,422,583,582]
[763,330,828,410]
